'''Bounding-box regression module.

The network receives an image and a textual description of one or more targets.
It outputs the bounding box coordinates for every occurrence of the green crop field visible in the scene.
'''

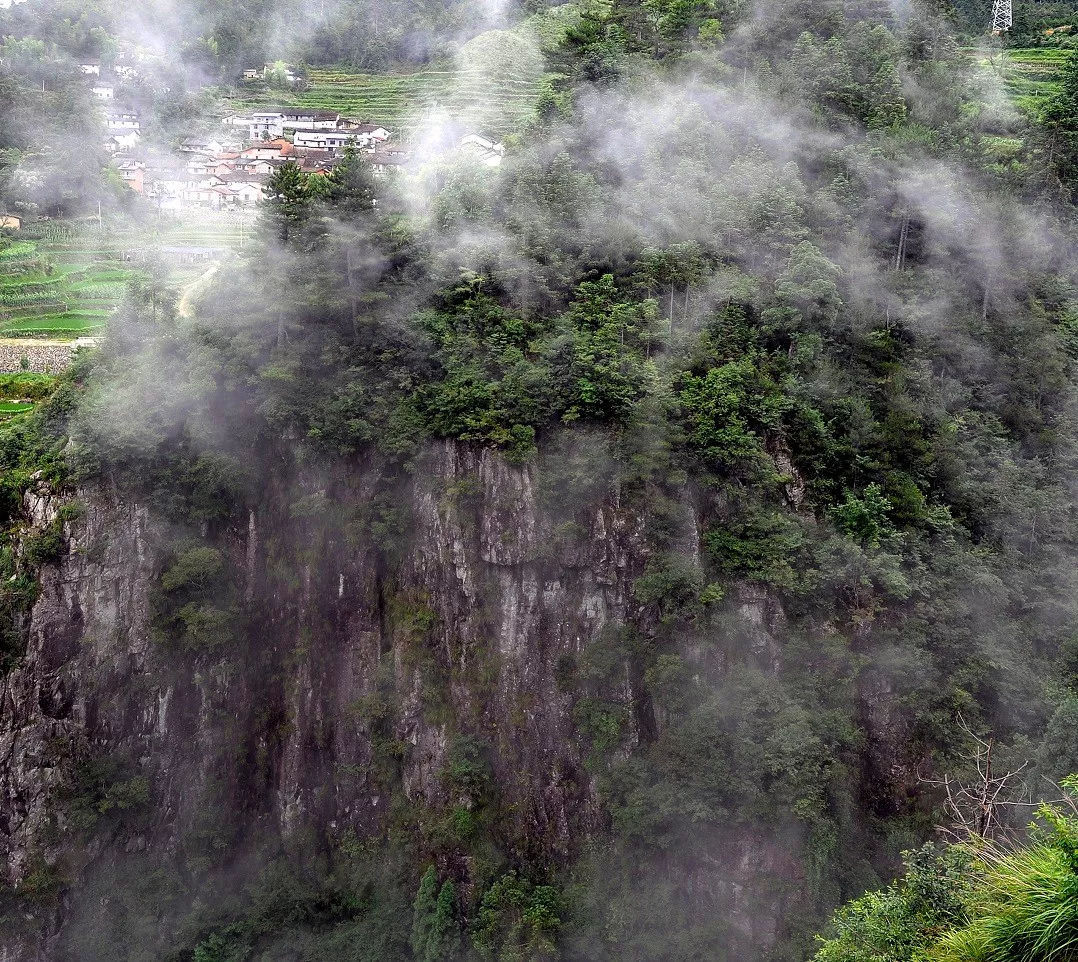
[221,6,581,138]
[0,211,251,341]
[969,46,1072,113]
[0,401,33,416]
[0,371,55,401]
[0,223,141,339]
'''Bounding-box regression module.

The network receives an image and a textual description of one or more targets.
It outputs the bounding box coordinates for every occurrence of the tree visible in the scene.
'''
[325,147,377,216]
[263,161,311,245]
[674,356,791,473]
[762,241,843,337]
[472,872,562,962]
[634,242,705,335]
[412,867,462,962]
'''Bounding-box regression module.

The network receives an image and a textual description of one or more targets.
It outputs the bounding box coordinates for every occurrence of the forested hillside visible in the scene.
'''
[3,0,1078,960]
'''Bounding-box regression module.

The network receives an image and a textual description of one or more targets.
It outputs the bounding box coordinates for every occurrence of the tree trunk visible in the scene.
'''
[894,210,910,271]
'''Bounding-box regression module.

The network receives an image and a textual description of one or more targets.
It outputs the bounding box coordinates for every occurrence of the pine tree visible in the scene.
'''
[263,161,310,245]
[412,866,461,962]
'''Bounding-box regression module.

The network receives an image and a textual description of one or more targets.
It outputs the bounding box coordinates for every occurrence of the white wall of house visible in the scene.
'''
[249,113,285,139]
[293,130,371,150]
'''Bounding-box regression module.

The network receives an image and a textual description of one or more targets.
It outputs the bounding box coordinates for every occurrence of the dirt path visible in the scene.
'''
[177,260,222,319]
[0,337,94,348]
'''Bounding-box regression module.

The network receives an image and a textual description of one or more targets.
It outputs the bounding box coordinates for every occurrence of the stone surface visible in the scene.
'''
[0,442,815,957]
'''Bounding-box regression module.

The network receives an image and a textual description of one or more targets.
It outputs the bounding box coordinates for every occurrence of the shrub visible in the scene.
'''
[631,553,703,623]
[444,735,493,802]
[472,872,562,962]
[21,518,64,566]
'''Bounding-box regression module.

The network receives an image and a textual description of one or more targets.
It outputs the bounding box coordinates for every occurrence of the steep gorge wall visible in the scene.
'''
[0,441,813,959]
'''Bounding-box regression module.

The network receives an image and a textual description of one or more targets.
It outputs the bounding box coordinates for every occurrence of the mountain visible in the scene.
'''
[3,0,1078,959]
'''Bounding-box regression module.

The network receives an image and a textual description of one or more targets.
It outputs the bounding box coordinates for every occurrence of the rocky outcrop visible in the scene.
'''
[0,442,800,958]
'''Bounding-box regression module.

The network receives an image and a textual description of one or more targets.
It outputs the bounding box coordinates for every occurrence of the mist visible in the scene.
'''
[3,0,1078,958]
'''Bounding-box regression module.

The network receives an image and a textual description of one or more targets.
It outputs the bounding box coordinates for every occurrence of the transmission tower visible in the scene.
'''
[991,0,1012,34]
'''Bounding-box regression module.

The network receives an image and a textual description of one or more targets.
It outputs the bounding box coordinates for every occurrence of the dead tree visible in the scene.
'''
[924,717,1032,842]
[894,207,911,271]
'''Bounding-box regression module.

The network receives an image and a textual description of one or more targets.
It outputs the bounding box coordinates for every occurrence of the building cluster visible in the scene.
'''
[224,108,393,152]
[109,110,409,211]
[79,59,146,154]
[75,59,505,212]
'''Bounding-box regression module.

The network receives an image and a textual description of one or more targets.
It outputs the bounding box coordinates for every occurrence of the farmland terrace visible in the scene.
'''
[967,45,1073,113]
[0,210,252,371]
[220,20,569,137]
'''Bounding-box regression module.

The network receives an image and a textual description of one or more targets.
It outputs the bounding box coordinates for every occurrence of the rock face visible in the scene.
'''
[0,341,83,375]
[0,442,801,958]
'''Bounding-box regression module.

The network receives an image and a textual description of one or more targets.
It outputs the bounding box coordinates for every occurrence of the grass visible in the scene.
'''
[0,401,33,415]
[933,841,1078,962]
[969,46,1074,114]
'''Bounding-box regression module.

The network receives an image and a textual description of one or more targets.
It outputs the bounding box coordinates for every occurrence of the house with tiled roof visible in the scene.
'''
[281,109,339,130]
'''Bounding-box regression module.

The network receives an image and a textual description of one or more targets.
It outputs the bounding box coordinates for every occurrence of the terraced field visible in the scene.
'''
[0,211,252,341]
[0,225,139,338]
[222,9,579,137]
[969,46,1072,113]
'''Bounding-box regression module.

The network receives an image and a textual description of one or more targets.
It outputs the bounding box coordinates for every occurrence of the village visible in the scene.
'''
[79,59,506,213]
[0,52,513,375]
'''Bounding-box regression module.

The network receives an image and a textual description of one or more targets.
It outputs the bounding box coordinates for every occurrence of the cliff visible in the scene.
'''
[0,441,825,960]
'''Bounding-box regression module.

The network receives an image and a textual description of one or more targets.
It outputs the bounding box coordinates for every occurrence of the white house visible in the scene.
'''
[79,61,101,75]
[186,156,219,179]
[343,122,391,143]
[459,134,505,168]
[242,68,260,79]
[185,181,264,209]
[281,109,339,130]
[106,112,141,131]
[370,150,407,176]
[227,181,265,205]
[248,111,285,139]
[234,158,277,175]
[91,83,115,100]
[180,137,223,154]
[293,129,384,152]
[182,184,225,208]
[104,130,141,152]
[151,169,200,198]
